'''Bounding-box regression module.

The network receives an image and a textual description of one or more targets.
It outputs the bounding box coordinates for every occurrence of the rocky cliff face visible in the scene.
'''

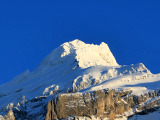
[45,89,160,120]
[2,89,160,120]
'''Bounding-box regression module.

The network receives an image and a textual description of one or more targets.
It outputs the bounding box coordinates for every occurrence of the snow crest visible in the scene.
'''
[40,39,119,68]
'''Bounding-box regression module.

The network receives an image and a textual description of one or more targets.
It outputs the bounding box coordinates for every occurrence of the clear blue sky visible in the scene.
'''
[0,1,160,84]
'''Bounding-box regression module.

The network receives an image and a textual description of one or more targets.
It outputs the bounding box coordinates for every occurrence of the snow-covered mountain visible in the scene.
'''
[0,39,160,120]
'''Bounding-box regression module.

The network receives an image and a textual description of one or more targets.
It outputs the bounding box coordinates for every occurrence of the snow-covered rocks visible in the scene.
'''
[0,39,160,120]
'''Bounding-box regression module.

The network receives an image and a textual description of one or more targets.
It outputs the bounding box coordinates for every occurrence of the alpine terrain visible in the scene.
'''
[0,39,160,120]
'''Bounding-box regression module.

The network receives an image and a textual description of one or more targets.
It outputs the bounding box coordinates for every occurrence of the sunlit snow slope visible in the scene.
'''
[0,39,160,112]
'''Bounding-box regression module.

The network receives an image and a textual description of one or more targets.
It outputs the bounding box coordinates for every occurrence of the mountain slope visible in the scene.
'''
[0,40,119,109]
[0,39,160,120]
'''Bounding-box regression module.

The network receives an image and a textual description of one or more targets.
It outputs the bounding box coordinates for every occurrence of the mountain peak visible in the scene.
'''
[40,39,119,68]
[0,40,159,120]
[62,39,85,45]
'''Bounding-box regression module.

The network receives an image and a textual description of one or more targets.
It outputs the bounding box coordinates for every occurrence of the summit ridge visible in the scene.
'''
[40,39,119,68]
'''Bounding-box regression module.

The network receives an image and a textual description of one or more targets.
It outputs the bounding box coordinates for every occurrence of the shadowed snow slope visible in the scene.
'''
[0,39,159,115]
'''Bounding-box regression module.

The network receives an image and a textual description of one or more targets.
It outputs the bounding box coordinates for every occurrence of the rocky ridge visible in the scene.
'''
[45,89,160,120]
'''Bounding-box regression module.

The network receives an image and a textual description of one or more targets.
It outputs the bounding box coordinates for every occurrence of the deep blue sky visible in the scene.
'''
[0,1,160,84]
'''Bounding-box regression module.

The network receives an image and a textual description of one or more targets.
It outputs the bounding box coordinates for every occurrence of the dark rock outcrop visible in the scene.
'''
[45,90,131,120]
[45,89,160,120]
[3,89,160,120]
